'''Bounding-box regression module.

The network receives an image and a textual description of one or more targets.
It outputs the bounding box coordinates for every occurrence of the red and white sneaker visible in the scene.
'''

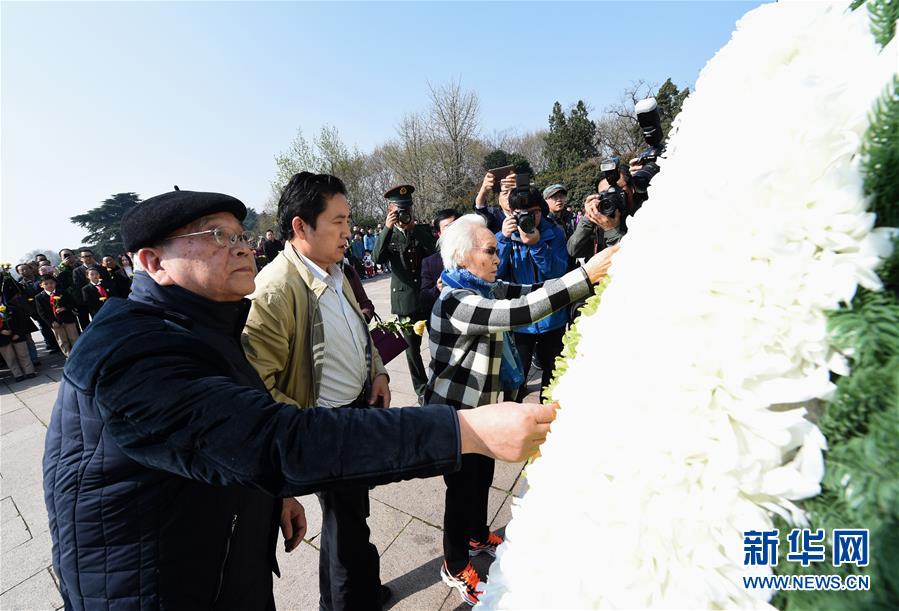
[440,561,484,606]
[469,531,504,557]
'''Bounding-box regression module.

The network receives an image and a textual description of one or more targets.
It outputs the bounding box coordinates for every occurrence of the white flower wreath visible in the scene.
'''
[478,2,897,608]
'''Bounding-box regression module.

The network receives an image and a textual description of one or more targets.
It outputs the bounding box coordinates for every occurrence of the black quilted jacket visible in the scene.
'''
[43,273,461,609]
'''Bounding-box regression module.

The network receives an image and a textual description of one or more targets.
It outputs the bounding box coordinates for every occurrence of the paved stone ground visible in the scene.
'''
[0,272,544,610]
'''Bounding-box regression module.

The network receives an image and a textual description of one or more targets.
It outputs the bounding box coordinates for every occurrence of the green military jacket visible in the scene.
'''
[373,223,437,316]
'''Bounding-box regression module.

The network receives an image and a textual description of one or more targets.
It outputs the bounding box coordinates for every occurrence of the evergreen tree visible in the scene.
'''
[70,192,142,255]
[654,78,691,136]
[544,101,598,172]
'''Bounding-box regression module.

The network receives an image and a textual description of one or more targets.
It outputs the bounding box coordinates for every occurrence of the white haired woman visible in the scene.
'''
[426,213,617,605]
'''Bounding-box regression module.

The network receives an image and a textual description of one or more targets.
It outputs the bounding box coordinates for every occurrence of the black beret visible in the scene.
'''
[121,190,247,252]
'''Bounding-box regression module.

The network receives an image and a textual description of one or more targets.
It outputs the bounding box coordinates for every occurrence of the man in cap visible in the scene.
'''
[543,184,578,273]
[372,185,437,398]
[43,188,557,610]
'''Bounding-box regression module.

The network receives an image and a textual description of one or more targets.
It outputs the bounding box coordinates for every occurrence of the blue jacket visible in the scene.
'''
[363,234,376,252]
[350,238,365,259]
[43,272,461,610]
[495,217,570,333]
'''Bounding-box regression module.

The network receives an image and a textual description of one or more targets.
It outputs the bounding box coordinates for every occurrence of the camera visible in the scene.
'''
[597,158,628,218]
[396,207,412,226]
[632,97,665,194]
[508,172,537,234]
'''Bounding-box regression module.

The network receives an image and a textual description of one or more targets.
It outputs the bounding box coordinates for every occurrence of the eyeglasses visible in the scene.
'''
[475,246,499,256]
[165,227,255,248]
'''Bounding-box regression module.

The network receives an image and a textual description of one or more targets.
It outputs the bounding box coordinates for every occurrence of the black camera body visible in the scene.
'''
[632,97,666,194]
[597,158,627,218]
[508,172,537,234]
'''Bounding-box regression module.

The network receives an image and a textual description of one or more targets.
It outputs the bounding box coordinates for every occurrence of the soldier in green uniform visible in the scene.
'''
[373,185,437,398]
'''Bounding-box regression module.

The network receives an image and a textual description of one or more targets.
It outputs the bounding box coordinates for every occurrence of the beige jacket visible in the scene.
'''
[242,243,387,407]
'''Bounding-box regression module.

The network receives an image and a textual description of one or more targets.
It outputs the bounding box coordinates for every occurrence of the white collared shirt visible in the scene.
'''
[296,252,369,408]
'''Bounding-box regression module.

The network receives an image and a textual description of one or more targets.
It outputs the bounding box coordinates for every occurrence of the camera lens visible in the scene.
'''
[516,211,536,234]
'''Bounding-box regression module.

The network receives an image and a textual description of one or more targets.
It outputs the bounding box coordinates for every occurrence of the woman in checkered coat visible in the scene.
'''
[425,214,617,605]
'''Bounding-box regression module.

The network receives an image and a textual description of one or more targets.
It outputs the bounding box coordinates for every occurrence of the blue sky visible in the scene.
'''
[1,1,764,262]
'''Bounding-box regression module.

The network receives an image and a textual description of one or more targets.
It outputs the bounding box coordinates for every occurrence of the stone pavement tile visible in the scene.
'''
[490,494,514,532]
[389,391,418,409]
[272,541,320,611]
[1,528,54,593]
[380,519,451,611]
[491,460,525,493]
[439,589,472,611]
[1,408,40,437]
[371,476,445,528]
[1,497,16,523]
[0,426,48,494]
[485,488,506,529]
[0,567,62,610]
[388,372,417,398]
[369,497,412,556]
[9,375,58,400]
[2,512,32,550]
[24,390,58,427]
[12,481,51,535]
[1,393,26,415]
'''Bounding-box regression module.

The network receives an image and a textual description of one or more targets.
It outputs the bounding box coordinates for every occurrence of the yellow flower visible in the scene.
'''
[413,320,427,336]
[0,305,6,312]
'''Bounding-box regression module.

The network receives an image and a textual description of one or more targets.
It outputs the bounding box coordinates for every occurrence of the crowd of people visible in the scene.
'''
[0,249,134,380]
[12,160,642,610]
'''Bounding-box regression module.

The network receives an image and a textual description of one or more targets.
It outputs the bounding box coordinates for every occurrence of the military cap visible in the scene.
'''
[121,190,247,252]
[384,184,415,209]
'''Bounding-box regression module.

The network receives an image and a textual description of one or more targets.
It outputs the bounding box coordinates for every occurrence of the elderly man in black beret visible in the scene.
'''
[42,189,557,610]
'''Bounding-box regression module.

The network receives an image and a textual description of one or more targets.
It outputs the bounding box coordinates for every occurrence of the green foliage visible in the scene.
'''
[820,357,897,444]
[654,78,691,137]
[876,235,899,296]
[829,290,899,370]
[242,208,259,233]
[70,192,142,255]
[867,0,899,47]
[482,149,534,175]
[861,76,899,229]
[777,11,899,611]
[536,159,603,211]
[483,149,510,171]
[544,101,598,172]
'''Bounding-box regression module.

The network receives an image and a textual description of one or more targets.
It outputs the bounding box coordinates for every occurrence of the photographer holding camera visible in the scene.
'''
[494,173,569,402]
[567,158,641,259]
[373,184,437,398]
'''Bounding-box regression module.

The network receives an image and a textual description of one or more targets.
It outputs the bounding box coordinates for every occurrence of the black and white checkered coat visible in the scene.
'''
[424,267,592,410]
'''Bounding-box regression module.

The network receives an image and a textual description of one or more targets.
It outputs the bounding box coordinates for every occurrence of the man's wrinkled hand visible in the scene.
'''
[458,402,559,462]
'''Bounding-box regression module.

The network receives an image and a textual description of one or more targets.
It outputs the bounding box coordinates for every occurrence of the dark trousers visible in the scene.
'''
[75,307,90,332]
[513,327,566,402]
[316,485,381,611]
[400,313,428,396]
[443,453,495,574]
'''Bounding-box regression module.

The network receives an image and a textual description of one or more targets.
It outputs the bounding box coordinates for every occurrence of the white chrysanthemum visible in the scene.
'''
[479,2,896,609]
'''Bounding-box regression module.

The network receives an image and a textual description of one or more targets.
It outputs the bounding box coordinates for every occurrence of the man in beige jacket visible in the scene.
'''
[243,172,392,610]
